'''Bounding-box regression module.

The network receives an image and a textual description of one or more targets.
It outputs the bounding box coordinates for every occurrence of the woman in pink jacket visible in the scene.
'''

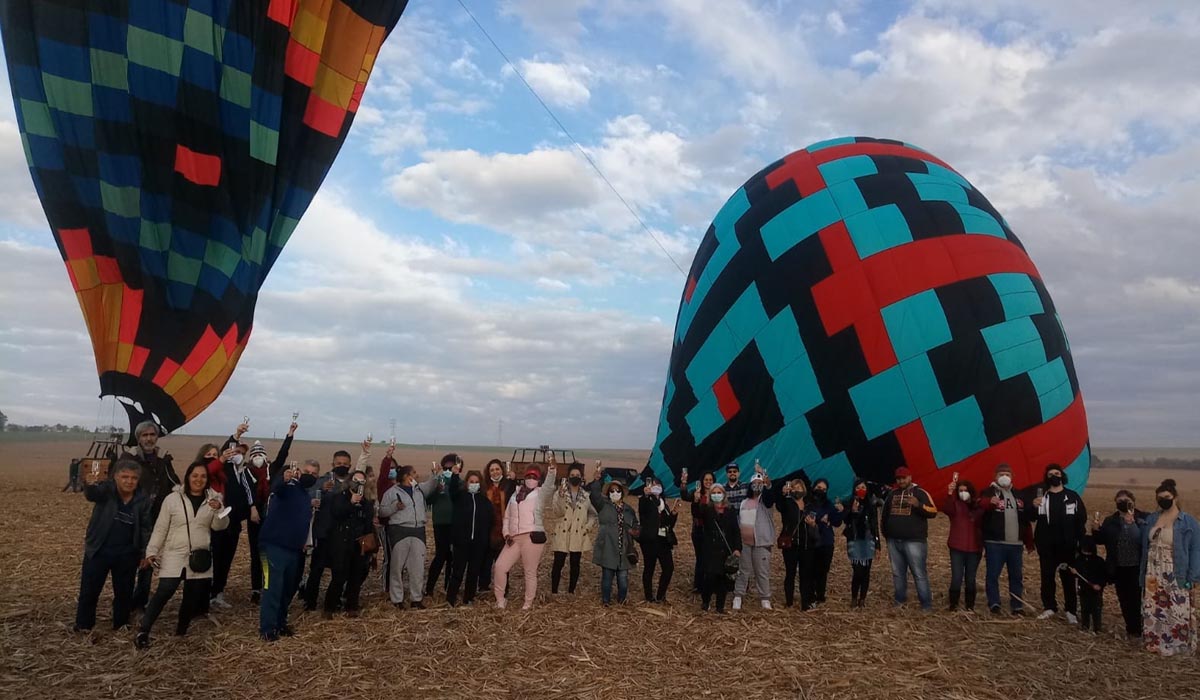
[494,463,557,609]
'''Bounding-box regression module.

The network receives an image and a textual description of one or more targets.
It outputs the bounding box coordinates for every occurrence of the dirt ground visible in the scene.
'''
[1,434,1198,700]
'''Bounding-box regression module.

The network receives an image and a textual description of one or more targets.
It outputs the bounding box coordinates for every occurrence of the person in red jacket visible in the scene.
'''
[940,476,983,611]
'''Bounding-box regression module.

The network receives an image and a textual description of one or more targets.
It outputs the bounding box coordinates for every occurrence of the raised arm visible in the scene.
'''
[588,477,605,511]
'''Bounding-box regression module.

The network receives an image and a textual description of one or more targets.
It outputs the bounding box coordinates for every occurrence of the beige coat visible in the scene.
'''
[553,486,597,553]
[146,486,229,579]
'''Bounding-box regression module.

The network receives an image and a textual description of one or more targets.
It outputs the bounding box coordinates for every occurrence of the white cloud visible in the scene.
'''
[509,60,593,108]
[826,11,848,35]
[500,0,596,38]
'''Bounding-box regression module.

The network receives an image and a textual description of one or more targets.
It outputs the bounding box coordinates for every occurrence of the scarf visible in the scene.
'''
[516,484,534,503]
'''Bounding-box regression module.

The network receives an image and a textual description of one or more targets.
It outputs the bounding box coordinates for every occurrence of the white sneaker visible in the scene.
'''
[761,599,772,610]
[211,594,232,610]
[1066,612,1078,625]
[732,596,742,611]
[1037,609,1056,620]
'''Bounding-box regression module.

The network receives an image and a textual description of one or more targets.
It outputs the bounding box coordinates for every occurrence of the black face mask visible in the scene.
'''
[568,476,582,486]
[1117,500,1131,513]
[333,466,350,477]
[299,474,317,489]
[813,490,827,501]
[790,492,804,500]
[1046,475,1063,487]
[1158,497,1174,512]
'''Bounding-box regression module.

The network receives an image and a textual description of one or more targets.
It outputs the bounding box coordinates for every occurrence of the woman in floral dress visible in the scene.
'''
[1141,479,1200,656]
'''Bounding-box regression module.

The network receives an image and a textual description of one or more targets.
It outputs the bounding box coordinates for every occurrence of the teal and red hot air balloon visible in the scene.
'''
[1,0,408,435]
[650,137,1089,496]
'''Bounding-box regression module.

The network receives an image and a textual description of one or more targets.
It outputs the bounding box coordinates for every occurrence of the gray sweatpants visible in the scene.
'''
[734,544,772,599]
[389,536,426,604]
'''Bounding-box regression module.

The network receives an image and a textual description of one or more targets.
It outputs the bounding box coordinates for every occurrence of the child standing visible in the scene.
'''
[1073,536,1107,632]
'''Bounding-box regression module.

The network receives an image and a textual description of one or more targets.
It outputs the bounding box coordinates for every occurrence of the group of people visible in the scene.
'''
[70,420,1198,658]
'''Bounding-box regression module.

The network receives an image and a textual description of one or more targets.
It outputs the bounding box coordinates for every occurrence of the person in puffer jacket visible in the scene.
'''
[446,470,494,606]
[494,463,557,610]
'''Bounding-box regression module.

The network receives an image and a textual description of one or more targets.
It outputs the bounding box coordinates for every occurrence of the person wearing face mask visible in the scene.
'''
[979,464,1032,616]
[377,445,399,591]
[258,461,318,641]
[637,476,679,603]
[679,470,716,594]
[1141,479,1199,657]
[480,459,516,593]
[494,463,558,609]
[302,449,356,611]
[939,477,982,612]
[1031,464,1086,623]
[122,420,180,611]
[881,467,937,611]
[777,479,817,609]
[842,479,880,608]
[209,441,259,611]
[802,477,844,608]
[245,424,296,605]
[693,483,741,613]
[732,472,776,611]
[322,470,376,618]
[379,463,439,609]
[551,465,597,595]
[1093,490,1148,638]
[446,470,495,606]
[424,454,462,599]
[589,474,640,606]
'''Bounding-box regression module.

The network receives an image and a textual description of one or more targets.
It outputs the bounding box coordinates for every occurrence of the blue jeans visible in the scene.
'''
[948,548,981,609]
[887,539,932,610]
[260,543,302,637]
[600,567,628,604]
[984,542,1025,612]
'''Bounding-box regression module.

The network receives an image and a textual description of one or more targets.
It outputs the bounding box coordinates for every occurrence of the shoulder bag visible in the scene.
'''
[181,493,212,573]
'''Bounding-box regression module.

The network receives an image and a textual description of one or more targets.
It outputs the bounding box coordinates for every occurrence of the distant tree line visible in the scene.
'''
[0,410,123,436]
[1093,453,1200,471]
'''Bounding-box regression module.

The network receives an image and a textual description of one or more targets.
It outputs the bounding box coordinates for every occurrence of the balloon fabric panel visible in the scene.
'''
[1,0,409,433]
[649,137,1089,498]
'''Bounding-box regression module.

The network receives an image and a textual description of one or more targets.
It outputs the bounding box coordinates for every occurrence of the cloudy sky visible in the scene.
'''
[1,0,1197,448]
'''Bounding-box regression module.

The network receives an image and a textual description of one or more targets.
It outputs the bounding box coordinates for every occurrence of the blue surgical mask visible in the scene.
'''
[711,492,725,503]
[442,469,453,479]
[468,483,481,494]
[388,468,397,480]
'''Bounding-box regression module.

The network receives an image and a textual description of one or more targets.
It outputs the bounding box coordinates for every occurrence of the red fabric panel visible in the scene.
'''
[284,38,320,87]
[58,228,92,260]
[267,0,299,27]
[174,145,222,186]
[183,327,222,376]
[128,345,150,377]
[94,255,121,284]
[302,93,346,137]
[153,358,180,388]
[809,142,956,173]
[118,287,142,344]
[713,373,741,421]
[765,150,826,196]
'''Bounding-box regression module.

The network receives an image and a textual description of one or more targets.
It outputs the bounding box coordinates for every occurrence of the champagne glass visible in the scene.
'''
[292,411,299,422]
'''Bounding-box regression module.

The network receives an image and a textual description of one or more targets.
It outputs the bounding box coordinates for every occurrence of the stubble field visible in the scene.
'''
[1,433,1197,699]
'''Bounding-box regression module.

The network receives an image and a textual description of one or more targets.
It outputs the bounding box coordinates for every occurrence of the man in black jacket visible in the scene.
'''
[1030,463,1086,624]
[122,420,178,609]
[74,459,154,633]
[302,449,354,610]
[881,467,938,611]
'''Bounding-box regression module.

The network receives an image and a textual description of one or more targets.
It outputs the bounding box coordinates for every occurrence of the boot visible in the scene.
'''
[964,589,976,611]
[947,587,960,611]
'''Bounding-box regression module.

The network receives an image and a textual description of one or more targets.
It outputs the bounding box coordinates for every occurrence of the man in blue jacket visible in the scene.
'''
[258,461,320,641]
[74,459,154,633]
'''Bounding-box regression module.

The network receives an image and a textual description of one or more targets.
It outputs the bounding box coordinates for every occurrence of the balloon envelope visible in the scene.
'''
[649,137,1089,497]
[1,0,409,433]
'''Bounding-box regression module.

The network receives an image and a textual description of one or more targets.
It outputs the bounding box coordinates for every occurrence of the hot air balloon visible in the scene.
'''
[1,0,408,435]
[649,137,1089,498]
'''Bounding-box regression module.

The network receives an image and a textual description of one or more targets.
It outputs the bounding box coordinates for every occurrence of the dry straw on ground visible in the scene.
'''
[1,437,1198,699]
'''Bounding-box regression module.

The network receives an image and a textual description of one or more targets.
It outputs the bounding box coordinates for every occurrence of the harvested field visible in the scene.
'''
[2,435,1198,699]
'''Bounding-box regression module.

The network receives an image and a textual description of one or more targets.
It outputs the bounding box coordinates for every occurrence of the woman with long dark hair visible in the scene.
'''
[842,478,880,608]
[1142,479,1199,656]
[679,469,715,594]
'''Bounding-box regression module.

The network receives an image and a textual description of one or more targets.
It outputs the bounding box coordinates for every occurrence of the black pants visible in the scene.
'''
[551,551,583,594]
[1113,565,1142,636]
[325,551,370,612]
[448,538,489,605]
[782,547,815,609]
[701,572,730,611]
[303,539,331,609]
[851,561,873,603]
[248,520,264,592]
[813,546,834,603]
[1038,543,1077,614]
[691,528,705,593]
[426,524,453,595]
[75,549,139,631]
[1078,587,1102,631]
[640,538,674,601]
[210,519,242,597]
[140,575,211,636]
[132,565,153,610]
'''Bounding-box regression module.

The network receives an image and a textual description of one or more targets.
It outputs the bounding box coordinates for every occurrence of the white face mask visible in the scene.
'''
[609,490,623,502]
[251,455,265,468]
[468,483,481,494]
[525,478,539,490]
[230,453,244,466]
[710,492,725,503]
[650,485,663,496]
[958,491,971,502]
[996,475,1012,489]
[491,474,502,483]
